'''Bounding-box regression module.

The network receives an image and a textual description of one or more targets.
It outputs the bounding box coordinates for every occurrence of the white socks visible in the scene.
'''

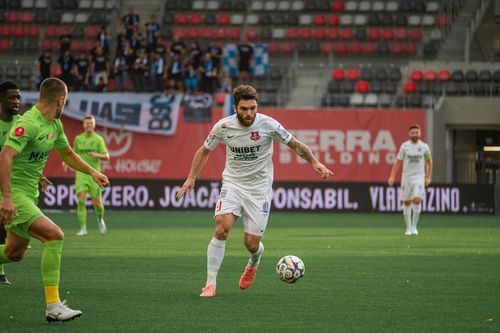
[206,237,225,286]
[403,205,412,229]
[411,202,422,228]
[248,242,264,269]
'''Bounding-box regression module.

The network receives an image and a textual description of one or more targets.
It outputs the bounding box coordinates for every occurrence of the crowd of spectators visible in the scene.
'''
[35,6,255,95]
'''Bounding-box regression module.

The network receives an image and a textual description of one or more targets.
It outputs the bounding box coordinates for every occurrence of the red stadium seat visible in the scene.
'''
[410,69,423,81]
[362,42,376,54]
[424,69,437,81]
[340,27,353,40]
[0,26,10,38]
[11,25,25,38]
[321,42,334,53]
[436,15,448,26]
[228,27,240,39]
[286,27,299,39]
[350,42,362,54]
[332,68,345,80]
[0,40,11,52]
[334,42,349,54]
[173,28,186,39]
[347,68,360,80]
[214,28,226,39]
[325,15,340,26]
[200,27,213,39]
[298,27,312,39]
[267,41,280,53]
[70,40,80,51]
[216,14,230,25]
[81,40,94,52]
[312,15,325,25]
[187,27,199,39]
[313,28,326,39]
[355,80,370,93]
[176,13,189,25]
[190,13,203,25]
[404,81,416,93]
[437,69,451,81]
[367,28,380,40]
[382,28,394,40]
[390,42,403,54]
[245,27,258,40]
[408,28,422,41]
[279,41,294,53]
[325,28,339,40]
[6,12,20,23]
[59,26,71,35]
[41,39,53,51]
[331,1,345,12]
[404,42,417,54]
[44,26,57,38]
[394,28,408,40]
[84,26,98,38]
[26,26,39,38]
[20,12,34,23]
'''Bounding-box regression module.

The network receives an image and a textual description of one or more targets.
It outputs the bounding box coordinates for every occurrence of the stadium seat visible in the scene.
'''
[388,68,401,81]
[382,28,394,40]
[233,0,246,11]
[204,13,216,25]
[370,80,382,93]
[279,41,294,53]
[328,80,341,93]
[346,68,360,81]
[245,27,258,40]
[353,14,367,26]
[409,28,422,41]
[11,39,24,52]
[395,95,407,107]
[331,1,344,12]
[345,1,358,11]
[0,40,10,52]
[267,41,280,53]
[163,13,174,25]
[325,15,339,26]
[219,0,231,11]
[41,39,52,51]
[362,42,376,54]
[334,42,349,54]
[216,14,230,25]
[424,69,437,81]
[379,94,392,107]
[478,70,492,82]
[192,0,204,10]
[408,95,423,107]
[264,1,277,11]
[332,68,345,80]
[408,15,421,26]
[350,93,364,106]
[84,26,98,38]
[20,11,33,23]
[186,27,199,39]
[367,28,380,40]
[379,14,393,26]
[340,28,353,40]
[47,12,61,24]
[394,14,408,26]
[312,15,325,25]
[372,1,385,11]
[44,25,57,38]
[251,1,263,11]
[437,69,451,81]
[65,0,77,9]
[313,28,326,39]
[410,69,423,81]
[9,0,21,8]
[358,1,371,12]
[206,0,219,10]
[6,12,20,23]
[337,95,350,107]
[258,27,270,40]
[430,82,444,95]
[383,81,397,94]
[351,42,362,54]
[416,81,429,94]
[298,27,312,39]
[26,25,39,38]
[320,42,334,53]
[354,28,366,40]
[390,42,403,54]
[299,14,313,25]
[0,26,10,38]
[277,0,290,11]
[426,1,439,12]
[272,28,286,39]
[75,13,88,24]
[422,15,435,26]
[191,13,203,25]
[286,27,299,39]
[404,81,417,93]
[244,14,257,25]
[492,70,500,82]
[465,70,478,82]
[355,80,370,93]
[340,14,353,25]
[375,68,388,81]
[376,42,389,55]
[61,12,75,24]
[394,28,408,40]
[35,0,47,8]
[342,81,355,94]
[176,13,189,25]
[326,28,339,39]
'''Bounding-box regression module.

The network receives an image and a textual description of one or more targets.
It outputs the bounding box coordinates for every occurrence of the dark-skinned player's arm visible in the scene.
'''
[286,136,333,180]
[176,145,213,199]
[0,147,19,225]
[56,146,109,188]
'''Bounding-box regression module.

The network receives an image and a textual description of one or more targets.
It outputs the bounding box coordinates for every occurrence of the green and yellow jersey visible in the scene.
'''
[0,114,21,149]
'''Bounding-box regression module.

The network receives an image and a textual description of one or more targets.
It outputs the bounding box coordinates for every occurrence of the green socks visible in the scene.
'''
[95,204,104,221]
[77,199,87,228]
[41,240,63,286]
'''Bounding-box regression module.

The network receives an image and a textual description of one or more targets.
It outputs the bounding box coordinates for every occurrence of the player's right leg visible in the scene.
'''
[29,216,82,322]
[91,195,106,235]
[76,192,88,235]
[0,225,11,284]
[401,181,413,235]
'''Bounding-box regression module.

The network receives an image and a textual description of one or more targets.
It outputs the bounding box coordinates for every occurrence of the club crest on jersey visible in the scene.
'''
[14,127,25,137]
[250,131,260,141]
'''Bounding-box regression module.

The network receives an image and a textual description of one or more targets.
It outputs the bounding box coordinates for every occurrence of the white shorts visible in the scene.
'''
[214,186,271,236]
[401,179,425,202]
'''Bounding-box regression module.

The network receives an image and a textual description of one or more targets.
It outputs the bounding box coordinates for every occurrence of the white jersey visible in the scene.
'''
[204,113,292,193]
[396,139,431,182]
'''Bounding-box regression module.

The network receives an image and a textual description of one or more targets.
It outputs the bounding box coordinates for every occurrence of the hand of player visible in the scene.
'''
[312,162,334,180]
[177,178,195,198]
[424,177,430,187]
[39,175,53,192]
[388,177,395,186]
[0,195,17,226]
[88,152,98,158]
[91,171,110,188]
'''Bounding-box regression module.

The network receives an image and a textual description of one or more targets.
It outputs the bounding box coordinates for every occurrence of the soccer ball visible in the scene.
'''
[276,255,305,284]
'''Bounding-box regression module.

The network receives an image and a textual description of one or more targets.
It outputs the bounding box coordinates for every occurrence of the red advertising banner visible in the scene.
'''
[43,108,425,182]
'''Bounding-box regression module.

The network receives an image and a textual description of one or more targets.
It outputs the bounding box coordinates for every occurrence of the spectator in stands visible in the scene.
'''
[237,38,254,83]
[132,48,149,92]
[95,76,107,92]
[97,26,112,55]
[207,42,222,71]
[220,69,233,94]
[167,52,183,92]
[128,26,142,51]
[170,36,186,57]
[58,50,75,90]
[90,46,110,91]
[36,51,52,89]
[59,31,72,55]
[116,27,127,57]
[75,53,90,91]
[123,6,139,38]
[188,42,203,70]
[113,53,128,92]
[199,52,217,94]
[151,51,166,92]
[184,62,199,95]
[154,38,167,58]
[164,78,179,94]
[145,15,160,53]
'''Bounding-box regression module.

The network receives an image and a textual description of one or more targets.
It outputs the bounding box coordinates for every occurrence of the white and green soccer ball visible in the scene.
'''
[276,255,305,284]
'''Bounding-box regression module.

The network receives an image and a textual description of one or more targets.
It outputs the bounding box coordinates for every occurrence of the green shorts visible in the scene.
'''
[75,174,102,199]
[3,194,44,240]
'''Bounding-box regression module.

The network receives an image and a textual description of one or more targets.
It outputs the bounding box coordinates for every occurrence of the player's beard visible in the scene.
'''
[6,107,18,116]
[410,136,419,143]
[236,112,255,127]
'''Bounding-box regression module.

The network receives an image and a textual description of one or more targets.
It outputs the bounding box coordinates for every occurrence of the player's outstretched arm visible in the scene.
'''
[88,152,110,161]
[177,145,212,198]
[56,146,110,188]
[388,160,403,186]
[286,137,333,180]
[0,147,19,225]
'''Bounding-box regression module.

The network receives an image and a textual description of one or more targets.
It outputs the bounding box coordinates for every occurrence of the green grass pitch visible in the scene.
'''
[1,211,499,332]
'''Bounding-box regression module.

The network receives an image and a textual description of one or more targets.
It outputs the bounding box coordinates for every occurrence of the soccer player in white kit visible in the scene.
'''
[388,124,432,235]
[177,85,333,297]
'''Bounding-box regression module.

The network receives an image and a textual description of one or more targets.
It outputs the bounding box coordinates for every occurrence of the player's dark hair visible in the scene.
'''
[0,80,19,94]
[233,85,258,107]
[84,115,95,121]
[39,77,67,102]
[409,124,420,131]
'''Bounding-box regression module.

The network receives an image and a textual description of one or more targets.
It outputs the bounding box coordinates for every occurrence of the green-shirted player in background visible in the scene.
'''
[0,77,109,322]
[72,115,110,235]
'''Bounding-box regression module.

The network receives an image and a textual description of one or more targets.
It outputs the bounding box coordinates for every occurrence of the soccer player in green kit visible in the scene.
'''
[72,115,109,235]
[0,77,109,322]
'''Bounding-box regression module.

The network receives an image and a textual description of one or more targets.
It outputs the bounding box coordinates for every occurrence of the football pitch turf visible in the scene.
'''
[1,211,499,333]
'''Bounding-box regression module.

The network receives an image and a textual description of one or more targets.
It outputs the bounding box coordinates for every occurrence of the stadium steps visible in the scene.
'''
[436,0,484,62]
[286,64,330,109]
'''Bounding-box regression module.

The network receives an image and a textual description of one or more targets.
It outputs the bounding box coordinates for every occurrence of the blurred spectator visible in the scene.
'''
[170,36,186,56]
[164,78,179,94]
[154,38,167,57]
[188,41,203,69]
[184,62,198,94]
[95,76,107,92]
[123,6,139,38]
[90,46,110,90]
[36,50,52,88]
[220,69,233,93]
[207,42,222,71]
[59,31,72,55]
[116,27,127,57]
[151,51,166,92]
[237,38,254,83]
[113,53,128,92]
[98,26,112,55]
[199,52,217,94]
[145,15,160,52]
[75,53,90,91]
[132,49,149,92]
[167,52,183,91]
[58,50,75,89]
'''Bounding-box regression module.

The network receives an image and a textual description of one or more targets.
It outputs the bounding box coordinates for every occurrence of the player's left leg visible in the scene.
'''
[239,233,264,289]
[91,197,106,234]
[0,225,10,284]
[76,192,88,236]
[411,197,422,235]
[28,216,82,322]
